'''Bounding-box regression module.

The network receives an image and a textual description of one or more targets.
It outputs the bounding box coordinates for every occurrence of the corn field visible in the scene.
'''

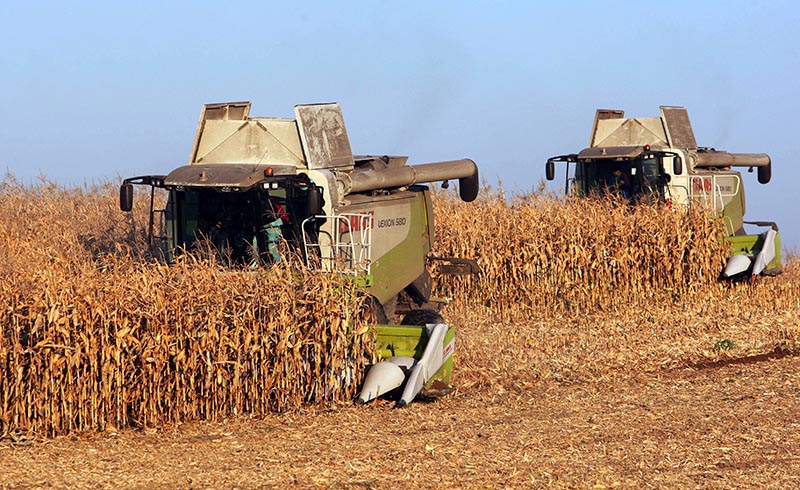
[1,177,797,436]
[0,178,373,435]
[432,185,799,392]
[432,186,732,320]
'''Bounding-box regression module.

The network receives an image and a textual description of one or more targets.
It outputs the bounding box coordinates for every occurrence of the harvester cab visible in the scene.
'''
[545,106,781,278]
[120,101,479,406]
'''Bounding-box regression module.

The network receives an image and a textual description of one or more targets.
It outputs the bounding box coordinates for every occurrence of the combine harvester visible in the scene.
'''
[120,102,479,406]
[545,106,782,278]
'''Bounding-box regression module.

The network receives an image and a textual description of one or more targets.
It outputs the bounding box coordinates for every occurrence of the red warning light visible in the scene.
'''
[264,167,274,177]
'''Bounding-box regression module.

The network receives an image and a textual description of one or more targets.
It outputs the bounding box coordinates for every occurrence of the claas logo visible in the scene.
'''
[691,177,713,193]
[338,211,374,234]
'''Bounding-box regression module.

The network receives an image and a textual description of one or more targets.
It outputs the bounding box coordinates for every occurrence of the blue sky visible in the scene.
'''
[1,1,798,249]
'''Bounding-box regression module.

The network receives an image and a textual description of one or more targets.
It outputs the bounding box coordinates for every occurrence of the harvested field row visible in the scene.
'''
[2,353,799,488]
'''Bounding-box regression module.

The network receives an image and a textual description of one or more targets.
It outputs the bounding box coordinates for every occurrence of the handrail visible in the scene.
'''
[687,174,741,214]
[302,213,373,275]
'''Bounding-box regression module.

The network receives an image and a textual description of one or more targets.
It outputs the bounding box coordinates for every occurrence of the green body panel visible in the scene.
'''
[720,171,746,235]
[353,275,373,287]
[727,232,782,272]
[375,324,455,388]
[363,188,433,305]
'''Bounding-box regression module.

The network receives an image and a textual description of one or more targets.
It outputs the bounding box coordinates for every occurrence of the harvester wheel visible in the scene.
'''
[400,309,444,326]
[382,295,399,322]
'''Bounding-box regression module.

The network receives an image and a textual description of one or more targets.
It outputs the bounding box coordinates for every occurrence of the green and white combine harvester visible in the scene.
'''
[120,102,479,406]
[546,106,782,278]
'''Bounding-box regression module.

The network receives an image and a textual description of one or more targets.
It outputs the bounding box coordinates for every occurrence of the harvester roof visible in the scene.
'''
[163,164,298,190]
[577,146,646,161]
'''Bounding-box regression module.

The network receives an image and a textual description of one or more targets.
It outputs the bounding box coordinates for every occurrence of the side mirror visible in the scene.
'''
[307,186,323,215]
[545,160,555,181]
[672,156,683,175]
[120,183,133,212]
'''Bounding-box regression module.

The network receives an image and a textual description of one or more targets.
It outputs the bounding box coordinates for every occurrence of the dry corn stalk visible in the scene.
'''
[2,177,798,436]
[431,187,732,321]
[0,178,373,435]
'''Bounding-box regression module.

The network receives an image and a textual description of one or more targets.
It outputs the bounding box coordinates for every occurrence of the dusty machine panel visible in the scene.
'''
[661,106,698,149]
[189,102,251,163]
[193,118,304,166]
[295,103,355,170]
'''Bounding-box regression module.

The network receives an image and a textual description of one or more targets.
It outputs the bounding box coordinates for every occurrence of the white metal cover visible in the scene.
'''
[591,117,668,148]
[192,118,305,167]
